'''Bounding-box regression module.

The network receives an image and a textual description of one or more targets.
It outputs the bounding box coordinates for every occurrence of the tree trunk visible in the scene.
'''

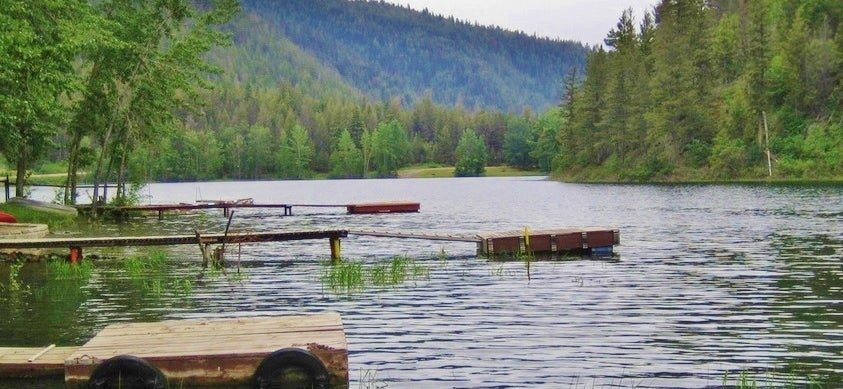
[64,132,82,205]
[15,145,27,198]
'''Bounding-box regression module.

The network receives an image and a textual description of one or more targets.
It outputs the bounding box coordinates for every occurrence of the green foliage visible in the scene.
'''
[277,125,315,179]
[370,120,411,177]
[503,116,535,169]
[329,129,363,178]
[454,128,487,177]
[0,0,106,197]
[554,0,842,181]
[46,260,94,281]
[123,251,169,278]
[321,256,429,294]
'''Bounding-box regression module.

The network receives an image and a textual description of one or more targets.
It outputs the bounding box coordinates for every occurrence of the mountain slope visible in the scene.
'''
[226,0,590,111]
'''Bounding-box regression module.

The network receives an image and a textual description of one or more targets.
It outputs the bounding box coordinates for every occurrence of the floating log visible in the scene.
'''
[346,201,420,214]
[63,313,348,388]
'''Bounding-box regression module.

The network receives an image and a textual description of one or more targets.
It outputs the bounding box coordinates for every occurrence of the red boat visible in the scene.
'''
[0,211,16,223]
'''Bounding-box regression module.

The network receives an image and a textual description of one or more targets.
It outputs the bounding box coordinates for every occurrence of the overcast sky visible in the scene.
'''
[383,0,660,46]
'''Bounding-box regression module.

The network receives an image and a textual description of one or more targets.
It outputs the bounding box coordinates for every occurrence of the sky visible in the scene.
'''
[383,0,661,46]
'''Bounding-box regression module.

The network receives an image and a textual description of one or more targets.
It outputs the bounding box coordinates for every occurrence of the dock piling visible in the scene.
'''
[330,237,342,263]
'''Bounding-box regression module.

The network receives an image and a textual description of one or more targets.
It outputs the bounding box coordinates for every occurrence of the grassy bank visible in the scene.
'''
[398,165,544,178]
[0,203,77,229]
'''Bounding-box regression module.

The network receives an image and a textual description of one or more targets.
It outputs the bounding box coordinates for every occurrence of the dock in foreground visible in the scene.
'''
[63,313,348,388]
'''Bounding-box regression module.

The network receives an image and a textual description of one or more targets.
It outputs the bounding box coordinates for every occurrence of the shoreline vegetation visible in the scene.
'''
[4,166,840,187]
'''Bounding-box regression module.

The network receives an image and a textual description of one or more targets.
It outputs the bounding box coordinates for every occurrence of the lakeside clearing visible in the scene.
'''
[397,165,543,178]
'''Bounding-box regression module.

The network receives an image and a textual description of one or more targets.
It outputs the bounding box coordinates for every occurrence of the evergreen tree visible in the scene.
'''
[329,129,363,178]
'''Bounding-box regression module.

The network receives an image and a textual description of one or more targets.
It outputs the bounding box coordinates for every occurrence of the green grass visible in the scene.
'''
[0,203,77,229]
[123,250,169,277]
[46,260,94,281]
[322,260,365,293]
[322,256,430,293]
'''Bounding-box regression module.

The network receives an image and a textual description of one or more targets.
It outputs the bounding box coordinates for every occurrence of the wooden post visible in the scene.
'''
[762,110,772,177]
[3,174,9,201]
[329,237,341,263]
[69,247,82,263]
[195,230,209,267]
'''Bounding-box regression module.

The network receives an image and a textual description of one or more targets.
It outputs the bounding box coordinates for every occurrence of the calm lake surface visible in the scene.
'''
[2,177,842,388]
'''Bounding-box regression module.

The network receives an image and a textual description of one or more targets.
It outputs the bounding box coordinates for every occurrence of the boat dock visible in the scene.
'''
[352,227,620,256]
[0,230,348,261]
[1,313,349,388]
[75,200,421,219]
[0,227,619,261]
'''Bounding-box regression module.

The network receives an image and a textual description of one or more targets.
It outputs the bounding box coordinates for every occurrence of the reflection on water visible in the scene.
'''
[2,178,842,388]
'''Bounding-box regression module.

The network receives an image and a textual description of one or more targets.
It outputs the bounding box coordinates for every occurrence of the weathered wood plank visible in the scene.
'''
[0,346,77,378]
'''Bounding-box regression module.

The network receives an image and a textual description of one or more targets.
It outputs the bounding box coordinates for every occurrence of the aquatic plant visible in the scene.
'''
[322,260,365,293]
[6,260,25,292]
[322,256,430,293]
[722,370,826,389]
[46,260,94,281]
[123,250,168,277]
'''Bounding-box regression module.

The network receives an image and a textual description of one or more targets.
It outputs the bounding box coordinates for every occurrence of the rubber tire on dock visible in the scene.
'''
[252,348,329,389]
[88,355,166,389]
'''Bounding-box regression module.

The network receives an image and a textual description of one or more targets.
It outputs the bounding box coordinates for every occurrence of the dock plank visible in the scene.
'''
[0,346,77,378]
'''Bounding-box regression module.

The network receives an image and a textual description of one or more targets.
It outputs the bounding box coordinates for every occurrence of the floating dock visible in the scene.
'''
[476,227,620,256]
[346,201,420,214]
[66,313,348,388]
[0,313,348,388]
[75,200,421,219]
[351,227,620,256]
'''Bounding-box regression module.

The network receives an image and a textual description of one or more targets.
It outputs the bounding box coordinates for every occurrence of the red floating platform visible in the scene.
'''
[346,201,420,214]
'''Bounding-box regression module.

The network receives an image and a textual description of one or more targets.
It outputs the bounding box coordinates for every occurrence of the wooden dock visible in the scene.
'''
[65,313,348,388]
[0,313,348,388]
[0,227,618,262]
[350,227,620,256]
[476,227,620,256]
[75,200,421,219]
[0,230,348,261]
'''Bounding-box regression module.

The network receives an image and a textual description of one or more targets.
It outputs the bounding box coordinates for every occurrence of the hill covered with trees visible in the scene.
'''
[227,0,589,112]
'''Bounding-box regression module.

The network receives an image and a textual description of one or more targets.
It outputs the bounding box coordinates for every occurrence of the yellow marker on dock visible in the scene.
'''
[524,226,531,252]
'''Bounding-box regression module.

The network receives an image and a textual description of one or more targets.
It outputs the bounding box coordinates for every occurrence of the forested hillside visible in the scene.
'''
[232,0,588,111]
[552,0,842,180]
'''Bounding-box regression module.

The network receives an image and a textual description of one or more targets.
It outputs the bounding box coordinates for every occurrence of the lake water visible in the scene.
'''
[3,177,842,388]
